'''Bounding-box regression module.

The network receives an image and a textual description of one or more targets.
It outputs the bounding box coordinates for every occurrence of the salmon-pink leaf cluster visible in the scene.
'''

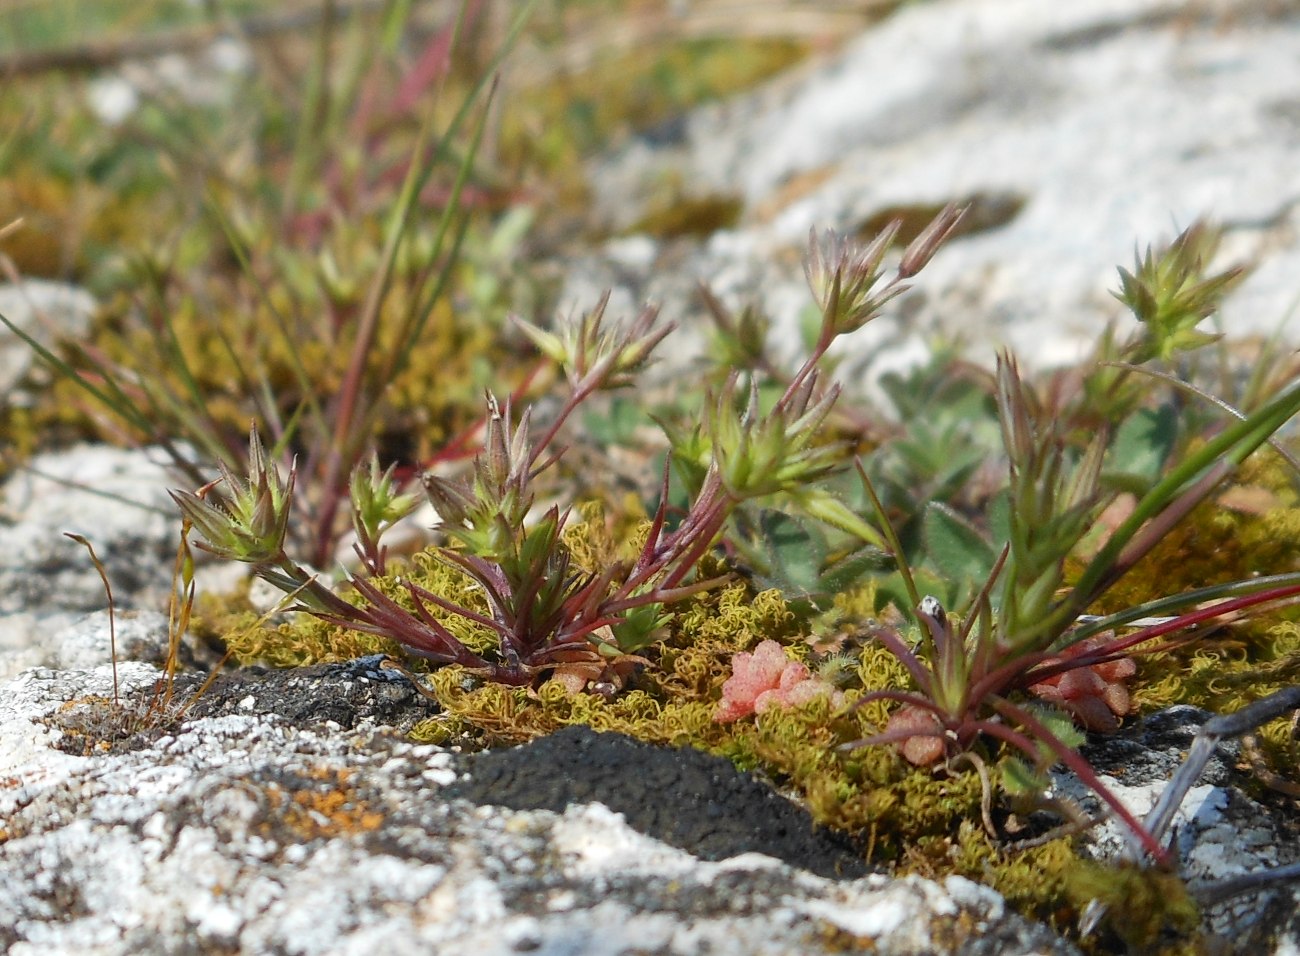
[715,640,844,723]
[1027,636,1136,733]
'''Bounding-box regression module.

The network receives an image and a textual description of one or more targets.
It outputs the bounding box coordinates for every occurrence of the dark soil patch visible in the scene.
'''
[447,724,871,880]
[59,661,869,879]
[179,656,437,732]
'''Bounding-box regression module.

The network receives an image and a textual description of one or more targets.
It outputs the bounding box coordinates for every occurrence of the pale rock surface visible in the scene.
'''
[0,661,1080,956]
[0,280,96,394]
[567,0,1300,391]
[85,36,252,126]
[5,3,1300,953]
[0,445,182,679]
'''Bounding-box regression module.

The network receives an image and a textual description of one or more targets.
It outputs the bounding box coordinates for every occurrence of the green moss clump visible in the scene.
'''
[213,607,403,669]
[1079,454,1300,792]
[1063,861,1202,954]
[410,664,720,749]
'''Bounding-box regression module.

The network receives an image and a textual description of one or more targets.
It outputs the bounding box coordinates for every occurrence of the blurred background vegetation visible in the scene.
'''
[0,0,899,469]
[0,0,904,281]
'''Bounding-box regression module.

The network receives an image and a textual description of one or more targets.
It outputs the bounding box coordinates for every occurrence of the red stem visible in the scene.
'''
[984,699,1172,866]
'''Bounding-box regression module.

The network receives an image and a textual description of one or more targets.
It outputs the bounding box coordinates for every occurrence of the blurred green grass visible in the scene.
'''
[0,0,263,56]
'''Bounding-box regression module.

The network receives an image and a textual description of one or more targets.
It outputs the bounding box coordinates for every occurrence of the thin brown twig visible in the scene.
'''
[1240,731,1300,799]
[1001,805,1100,854]
[377,656,444,704]
[946,751,997,840]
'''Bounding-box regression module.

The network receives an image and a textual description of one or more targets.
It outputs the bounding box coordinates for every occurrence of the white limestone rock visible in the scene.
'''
[0,280,96,394]
[569,0,1300,388]
[0,659,1081,956]
[0,445,182,678]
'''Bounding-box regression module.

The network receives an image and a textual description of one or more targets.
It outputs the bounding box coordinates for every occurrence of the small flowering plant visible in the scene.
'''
[176,303,726,685]
[174,208,963,688]
[842,226,1300,862]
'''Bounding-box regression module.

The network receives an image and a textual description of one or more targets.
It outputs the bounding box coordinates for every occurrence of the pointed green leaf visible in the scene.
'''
[922,501,996,590]
[1105,404,1179,489]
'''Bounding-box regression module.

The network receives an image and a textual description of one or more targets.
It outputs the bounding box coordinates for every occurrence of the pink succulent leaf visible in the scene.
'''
[885,705,947,766]
[714,696,754,723]
[1064,695,1122,733]
[714,640,843,723]
[750,640,793,681]
[752,688,786,715]
[1096,656,1137,682]
[1101,681,1132,718]
[777,660,812,690]
[716,640,787,721]
[781,678,844,710]
[1026,635,1136,733]
[1027,680,1066,704]
[1055,668,1107,701]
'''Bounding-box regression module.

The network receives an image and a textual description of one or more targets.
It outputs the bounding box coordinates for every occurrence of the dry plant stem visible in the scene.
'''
[161,517,198,711]
[980,700,1171,864]
[375,657,447,705]
[1240,733,1300,798]
[64,534,118,705]
[156,513,233,723]
[945,751,997,840]
[312,66,495,565]
[1141,685,1300,863]
[1194,861,1300,908]
[1003,801,1100,854]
